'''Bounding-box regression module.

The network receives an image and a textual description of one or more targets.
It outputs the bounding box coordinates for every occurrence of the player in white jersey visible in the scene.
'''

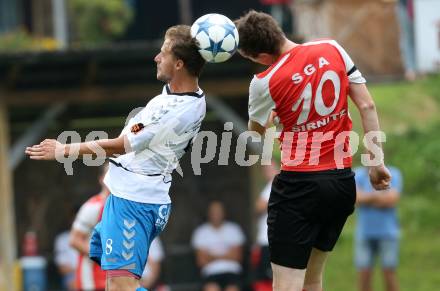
[26,25,206,291]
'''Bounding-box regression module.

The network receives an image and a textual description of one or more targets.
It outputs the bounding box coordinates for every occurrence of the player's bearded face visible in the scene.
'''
[155,39,177,83]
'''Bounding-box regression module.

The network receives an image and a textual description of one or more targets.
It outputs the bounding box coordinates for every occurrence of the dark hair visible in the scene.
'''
[165,25,206,77]
[235,10,285,58]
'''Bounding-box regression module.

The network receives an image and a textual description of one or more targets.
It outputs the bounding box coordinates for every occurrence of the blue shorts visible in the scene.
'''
[355,238,399,269]
[89,194,171,277]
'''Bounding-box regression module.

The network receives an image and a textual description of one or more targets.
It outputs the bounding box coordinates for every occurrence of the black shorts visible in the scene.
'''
[268,168,356,269]
[203,272,241,289]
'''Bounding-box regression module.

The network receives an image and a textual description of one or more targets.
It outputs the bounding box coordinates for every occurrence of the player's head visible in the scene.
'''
[235,10,285,65]
[155,25,206,82]
[207,200,225,227]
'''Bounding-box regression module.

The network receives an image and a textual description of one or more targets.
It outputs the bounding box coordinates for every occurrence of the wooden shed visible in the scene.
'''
[292,0,403,75]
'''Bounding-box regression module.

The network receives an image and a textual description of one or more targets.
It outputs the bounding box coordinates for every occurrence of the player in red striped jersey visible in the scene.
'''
[70,164,109,291]
[235,11,391,291]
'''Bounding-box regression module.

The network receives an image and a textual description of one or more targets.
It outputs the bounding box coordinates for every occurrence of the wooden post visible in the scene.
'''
[0,94,17,291]
[178,0,192,24]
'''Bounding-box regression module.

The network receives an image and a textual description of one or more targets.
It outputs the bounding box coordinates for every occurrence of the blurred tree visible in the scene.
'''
[0,29,58,52]
[70,0,133,44]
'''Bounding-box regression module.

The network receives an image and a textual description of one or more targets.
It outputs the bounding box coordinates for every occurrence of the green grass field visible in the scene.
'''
[324,74,440,291]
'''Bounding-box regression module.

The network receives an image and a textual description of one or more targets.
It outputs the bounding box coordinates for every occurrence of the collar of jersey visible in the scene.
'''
[165,85,204,98]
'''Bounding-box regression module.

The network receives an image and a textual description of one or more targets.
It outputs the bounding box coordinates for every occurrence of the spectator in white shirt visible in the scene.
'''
[192,201,245,291]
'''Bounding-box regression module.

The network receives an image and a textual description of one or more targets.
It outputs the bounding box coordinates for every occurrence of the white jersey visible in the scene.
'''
[104,85,206,203]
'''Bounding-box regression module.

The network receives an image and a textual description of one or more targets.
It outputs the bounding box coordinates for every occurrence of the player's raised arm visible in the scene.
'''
[349,83,391,190]
[25,135,130,161]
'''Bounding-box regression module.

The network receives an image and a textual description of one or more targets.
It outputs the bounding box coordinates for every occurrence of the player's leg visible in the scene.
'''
[303,248,329,291]
[355,239,374,291]
[271,263,306,291]
[307,170,356,291]
[379,239,400,291]
[268,171,320,291]
[99,195,171,291]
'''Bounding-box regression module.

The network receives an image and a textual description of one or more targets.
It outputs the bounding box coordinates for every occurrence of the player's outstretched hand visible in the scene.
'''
[369,164,391,190]
[25,139,65,161]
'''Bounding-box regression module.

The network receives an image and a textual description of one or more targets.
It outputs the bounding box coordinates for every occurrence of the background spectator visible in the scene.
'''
[54,230,78,290]
[192,201,245,291]
[354,166,403,291]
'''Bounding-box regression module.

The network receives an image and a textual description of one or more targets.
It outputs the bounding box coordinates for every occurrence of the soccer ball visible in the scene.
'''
[191,13,239,63]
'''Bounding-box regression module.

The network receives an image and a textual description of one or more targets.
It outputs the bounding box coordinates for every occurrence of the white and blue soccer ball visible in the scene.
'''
[191,13,239,63]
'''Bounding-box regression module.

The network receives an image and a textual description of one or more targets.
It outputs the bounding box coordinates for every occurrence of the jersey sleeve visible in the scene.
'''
[127,100,203,153]
[248,76,275,127]
[72,202,101,234]
[331,41,366,84]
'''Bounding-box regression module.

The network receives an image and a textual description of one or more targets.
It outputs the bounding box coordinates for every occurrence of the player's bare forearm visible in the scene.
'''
[25,135,129,160]
[349,83,382,140]
[65,135,128,158]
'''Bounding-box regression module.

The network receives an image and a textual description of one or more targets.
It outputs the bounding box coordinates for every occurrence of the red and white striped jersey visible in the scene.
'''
[72,194,107,290]
[248,40,366,171]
